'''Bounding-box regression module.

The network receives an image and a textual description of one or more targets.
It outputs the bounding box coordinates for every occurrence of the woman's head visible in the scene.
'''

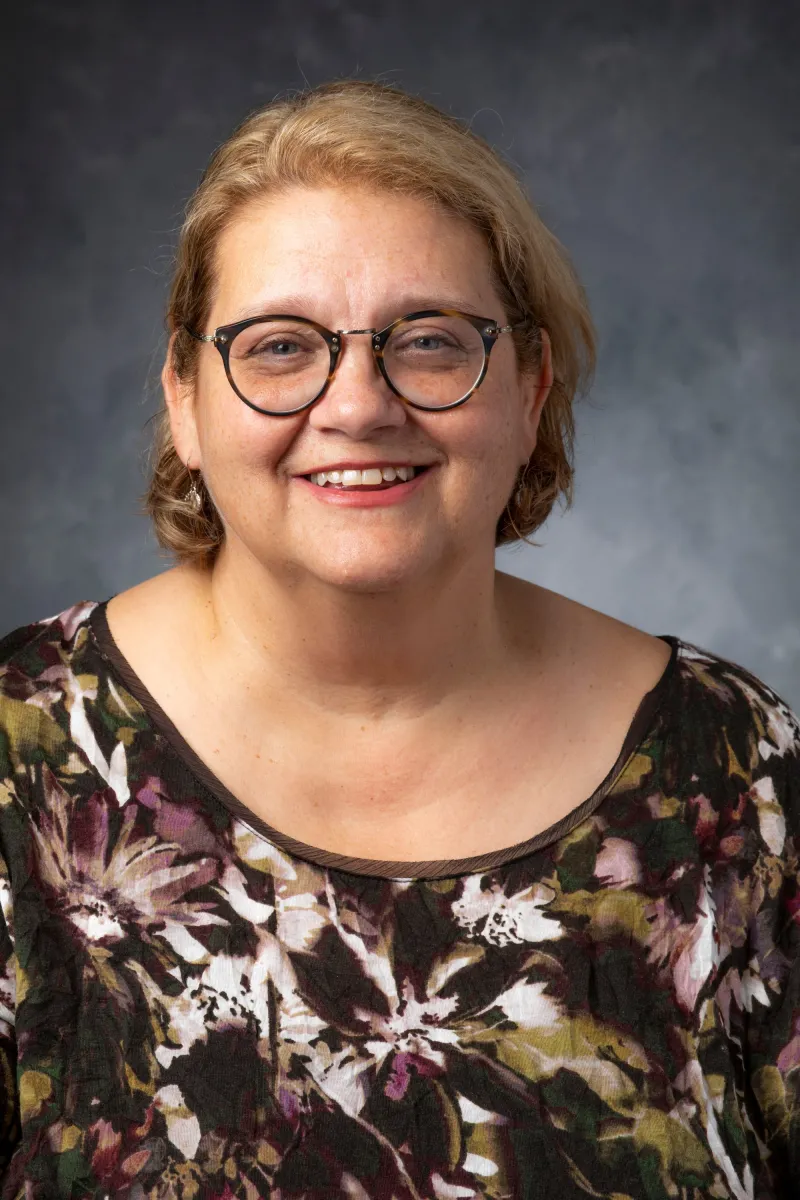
[148,79,595,583]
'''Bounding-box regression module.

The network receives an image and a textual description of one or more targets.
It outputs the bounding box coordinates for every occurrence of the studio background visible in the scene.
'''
[2,0,798,705]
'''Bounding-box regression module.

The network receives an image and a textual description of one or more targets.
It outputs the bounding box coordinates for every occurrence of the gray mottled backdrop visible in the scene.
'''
[2,0,798,704]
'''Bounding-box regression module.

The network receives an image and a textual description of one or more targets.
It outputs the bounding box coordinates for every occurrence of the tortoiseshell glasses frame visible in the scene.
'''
[184,308,528,416]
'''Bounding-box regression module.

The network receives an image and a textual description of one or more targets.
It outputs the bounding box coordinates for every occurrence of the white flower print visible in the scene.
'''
[451,876,563,946]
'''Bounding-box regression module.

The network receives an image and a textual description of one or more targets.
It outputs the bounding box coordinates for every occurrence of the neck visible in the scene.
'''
[182,546,537,728]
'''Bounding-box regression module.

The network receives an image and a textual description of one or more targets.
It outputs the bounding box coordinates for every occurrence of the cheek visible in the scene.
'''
[195,384,300,477]
[440,380,525,476]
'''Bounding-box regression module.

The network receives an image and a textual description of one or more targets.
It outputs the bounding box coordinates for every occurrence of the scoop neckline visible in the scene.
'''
[86,600,680,881]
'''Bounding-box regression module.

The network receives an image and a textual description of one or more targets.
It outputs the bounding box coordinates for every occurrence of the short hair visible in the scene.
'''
[145,79,596,560]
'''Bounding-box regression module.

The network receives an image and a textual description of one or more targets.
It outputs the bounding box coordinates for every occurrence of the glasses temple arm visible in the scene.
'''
[183,325,216,343]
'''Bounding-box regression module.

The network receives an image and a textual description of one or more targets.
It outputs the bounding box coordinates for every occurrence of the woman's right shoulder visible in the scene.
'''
[0,601,105,753]
[0,602,105,818]
[0,601,101,680]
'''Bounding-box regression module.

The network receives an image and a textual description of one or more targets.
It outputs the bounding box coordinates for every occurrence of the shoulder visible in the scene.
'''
[670,635,800,764]
[663,637,800,859]
[0,601,101,687]
[0,601,103,775]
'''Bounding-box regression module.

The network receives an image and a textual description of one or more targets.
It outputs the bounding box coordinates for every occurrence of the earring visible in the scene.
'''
[186,474,202,512]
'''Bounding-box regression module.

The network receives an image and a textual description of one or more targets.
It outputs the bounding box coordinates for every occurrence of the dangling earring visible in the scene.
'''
[186,473,202,513]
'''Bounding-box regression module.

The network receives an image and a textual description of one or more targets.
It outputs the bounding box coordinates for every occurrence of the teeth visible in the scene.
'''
[342,469,371,486]
[311,466,419,487]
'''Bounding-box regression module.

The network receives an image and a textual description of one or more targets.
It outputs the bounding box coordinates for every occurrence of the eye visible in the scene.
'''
[229,321,329,367]
[250,338,302,357]
[408,333,456,350]
[387,315,478,360]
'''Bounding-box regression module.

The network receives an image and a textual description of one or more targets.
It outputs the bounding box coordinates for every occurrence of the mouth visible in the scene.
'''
[301,465,433,492]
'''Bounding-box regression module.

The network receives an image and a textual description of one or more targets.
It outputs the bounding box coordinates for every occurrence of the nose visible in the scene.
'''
[306,331,407,436]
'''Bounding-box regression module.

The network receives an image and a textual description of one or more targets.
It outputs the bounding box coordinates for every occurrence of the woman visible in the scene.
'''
[0,79,797,1199]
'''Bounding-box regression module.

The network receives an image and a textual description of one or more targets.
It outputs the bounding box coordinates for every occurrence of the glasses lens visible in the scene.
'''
[227,320,330,412]
[383,314,486,407]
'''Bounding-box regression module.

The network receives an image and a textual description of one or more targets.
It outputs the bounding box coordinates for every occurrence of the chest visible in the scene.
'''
[104,593,673,862]
[11,817,756,1199]
[169,670,649,863]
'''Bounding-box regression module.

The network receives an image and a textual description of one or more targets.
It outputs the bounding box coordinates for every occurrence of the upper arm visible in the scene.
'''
[0,845,19,1172]
[740,695,800,1192]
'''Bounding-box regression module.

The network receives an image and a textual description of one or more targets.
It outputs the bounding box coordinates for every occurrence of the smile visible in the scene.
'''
[305,466,427,490]
[295,465,435,507]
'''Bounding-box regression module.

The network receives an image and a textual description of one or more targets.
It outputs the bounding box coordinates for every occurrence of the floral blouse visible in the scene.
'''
[0,601,798,1199]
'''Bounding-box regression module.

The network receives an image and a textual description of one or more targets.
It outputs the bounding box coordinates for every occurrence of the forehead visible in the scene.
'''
[210,186,498,319]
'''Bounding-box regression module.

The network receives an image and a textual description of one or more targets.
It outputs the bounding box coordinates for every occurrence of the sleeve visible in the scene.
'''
[0,843,19,1175]
[742,700,800,1194]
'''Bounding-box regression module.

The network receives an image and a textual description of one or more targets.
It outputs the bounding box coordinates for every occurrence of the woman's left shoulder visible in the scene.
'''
[662,635,800,846]
[670,634,800,761]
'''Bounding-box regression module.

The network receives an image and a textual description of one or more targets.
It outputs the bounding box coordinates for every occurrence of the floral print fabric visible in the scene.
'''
[0,602,798,1199]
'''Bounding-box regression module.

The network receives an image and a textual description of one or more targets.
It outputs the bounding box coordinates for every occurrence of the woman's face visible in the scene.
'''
[168,186,552,591]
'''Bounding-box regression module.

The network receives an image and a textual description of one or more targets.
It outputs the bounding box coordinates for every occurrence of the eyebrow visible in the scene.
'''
[221,294,490,327]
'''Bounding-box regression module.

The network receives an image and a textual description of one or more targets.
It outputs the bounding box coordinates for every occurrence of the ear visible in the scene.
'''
[519,327,554,460]
[162,332,202,470]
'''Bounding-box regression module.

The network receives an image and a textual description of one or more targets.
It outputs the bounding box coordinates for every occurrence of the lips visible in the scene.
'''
[294,463,434,507]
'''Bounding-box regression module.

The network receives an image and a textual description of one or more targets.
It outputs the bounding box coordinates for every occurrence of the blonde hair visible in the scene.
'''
[145,79,596,559]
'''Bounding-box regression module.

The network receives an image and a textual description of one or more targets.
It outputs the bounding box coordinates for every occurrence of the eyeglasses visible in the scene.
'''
[185,309,527,416]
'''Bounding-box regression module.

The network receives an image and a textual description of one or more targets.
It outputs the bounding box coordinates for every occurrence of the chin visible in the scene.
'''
[303,543,439,593]
[313,562,420,594]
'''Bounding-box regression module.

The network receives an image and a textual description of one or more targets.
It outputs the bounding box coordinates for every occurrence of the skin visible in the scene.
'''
[173,186,550,701]
[107,185,670,859]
